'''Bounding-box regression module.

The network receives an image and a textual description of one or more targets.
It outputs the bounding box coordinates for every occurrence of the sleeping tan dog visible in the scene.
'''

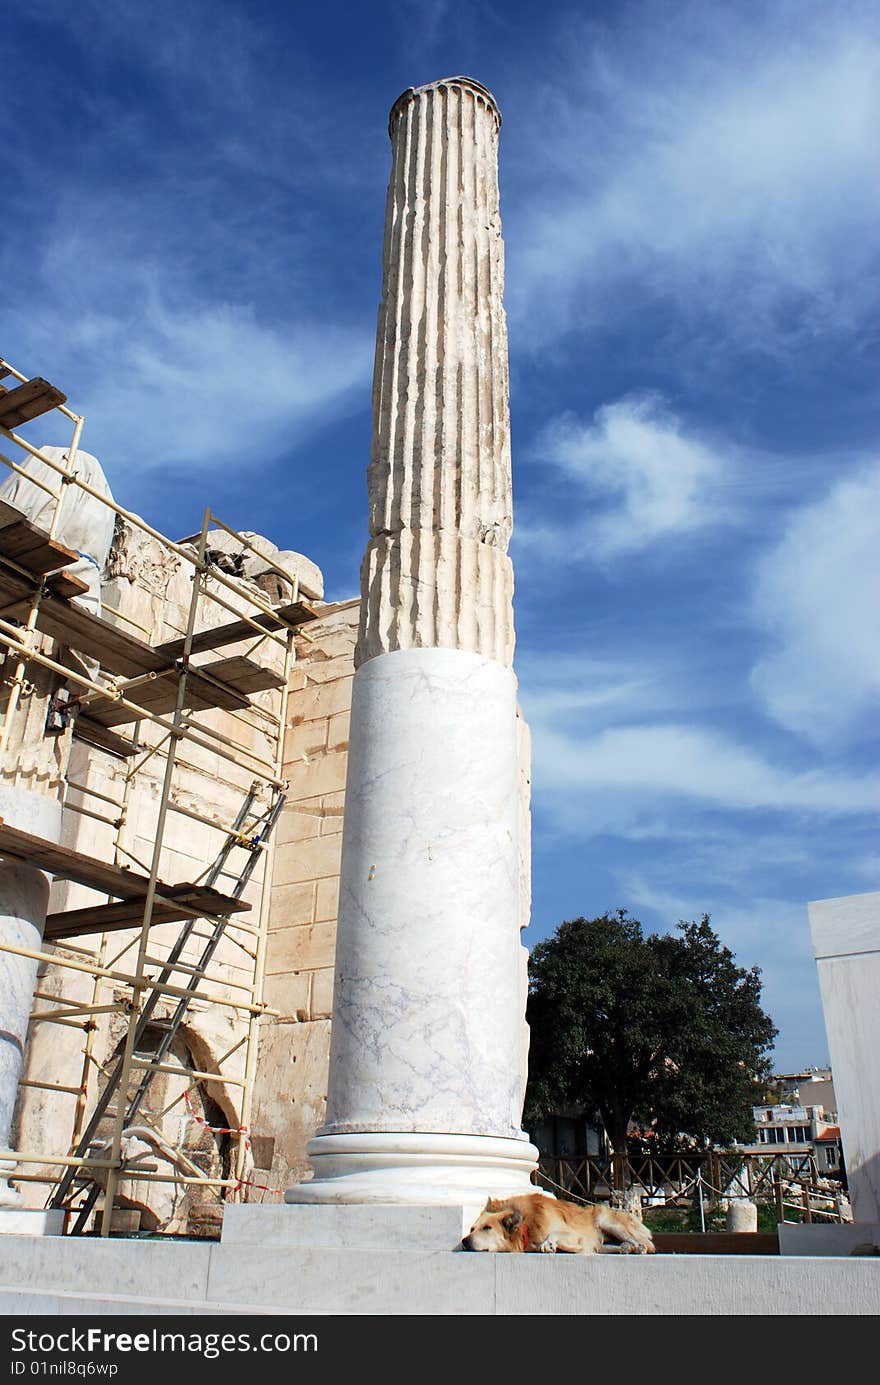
[462,1192,655,1255]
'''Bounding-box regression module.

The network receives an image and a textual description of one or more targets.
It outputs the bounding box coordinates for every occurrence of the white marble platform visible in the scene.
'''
[0,1235,878,1315]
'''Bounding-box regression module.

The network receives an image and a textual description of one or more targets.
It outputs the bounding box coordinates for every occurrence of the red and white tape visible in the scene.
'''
[183,1088,282,1197]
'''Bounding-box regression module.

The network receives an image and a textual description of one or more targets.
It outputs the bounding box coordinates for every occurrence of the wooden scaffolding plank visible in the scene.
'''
[199,655,285,695]
[0,523,80,577]
[156,599,320,661]
[0,562,290,692]
[0,566,166,677]
[46,570,91,601]
[0,823,251,917]
[0,565,90,624]
[0,377,68,428]
[72,715,138,759]
[44,885,249,941]
[82,657,268,728]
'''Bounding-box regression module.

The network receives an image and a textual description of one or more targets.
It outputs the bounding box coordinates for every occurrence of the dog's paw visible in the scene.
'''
[536,1238,558,1253]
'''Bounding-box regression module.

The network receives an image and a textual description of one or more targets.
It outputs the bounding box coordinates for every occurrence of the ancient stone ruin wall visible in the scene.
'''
[12,516,320,1232]
[9,516,530,1225]
[249,601,358,1195]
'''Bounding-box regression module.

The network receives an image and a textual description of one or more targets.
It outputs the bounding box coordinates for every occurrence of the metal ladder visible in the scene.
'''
[48,783,286,1231]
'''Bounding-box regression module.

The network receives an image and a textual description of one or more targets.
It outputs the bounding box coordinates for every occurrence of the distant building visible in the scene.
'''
[736,1068,841,1175]
[814,1126,844,1176]
[772,1067,835,1110]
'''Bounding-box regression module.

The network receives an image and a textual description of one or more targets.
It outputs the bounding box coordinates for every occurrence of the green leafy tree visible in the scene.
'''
[524,910,777,1162]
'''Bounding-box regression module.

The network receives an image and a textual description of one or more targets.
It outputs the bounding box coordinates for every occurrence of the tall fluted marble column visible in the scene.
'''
[287,77,537,1207]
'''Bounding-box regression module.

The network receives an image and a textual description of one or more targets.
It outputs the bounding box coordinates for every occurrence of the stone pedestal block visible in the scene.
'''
[0,1208,65,1236]
[223,1201,476,1249]
[809,891,880,1223]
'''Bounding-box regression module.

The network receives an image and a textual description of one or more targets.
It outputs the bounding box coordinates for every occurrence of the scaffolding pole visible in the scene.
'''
[0,357,296,1233]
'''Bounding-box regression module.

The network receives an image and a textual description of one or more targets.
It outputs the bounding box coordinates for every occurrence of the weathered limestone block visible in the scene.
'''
[309,968,335,1020]
[266,922,336,976]
[274,835,344,888]
[285,676,353,729]
[263,970,312,1024]
[270,880,317,925]
[284,748,348,801]
[727,1200,758,1233]
[198,528,323,601]
[250,1020,331,1190]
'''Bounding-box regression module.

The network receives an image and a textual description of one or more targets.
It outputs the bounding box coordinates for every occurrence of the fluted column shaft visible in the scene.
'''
[357,78,515,668]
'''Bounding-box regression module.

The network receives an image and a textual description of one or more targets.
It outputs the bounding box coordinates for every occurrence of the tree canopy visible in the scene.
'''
[524,910,778,1156]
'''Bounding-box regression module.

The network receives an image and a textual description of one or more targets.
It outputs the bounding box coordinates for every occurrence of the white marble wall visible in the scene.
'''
[809,891,880,1223]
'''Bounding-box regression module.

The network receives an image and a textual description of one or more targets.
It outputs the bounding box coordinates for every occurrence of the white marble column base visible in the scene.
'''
[285,1131,539,1207]
[321,648,527,1137]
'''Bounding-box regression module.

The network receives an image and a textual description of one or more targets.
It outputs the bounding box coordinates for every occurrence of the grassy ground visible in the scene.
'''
[642,1203,783,1233]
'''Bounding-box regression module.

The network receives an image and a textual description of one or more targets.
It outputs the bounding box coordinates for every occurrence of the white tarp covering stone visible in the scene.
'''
[0,446,115,617]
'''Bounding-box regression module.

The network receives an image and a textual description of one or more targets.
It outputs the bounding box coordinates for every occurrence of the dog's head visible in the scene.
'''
[461,1201,524,1252]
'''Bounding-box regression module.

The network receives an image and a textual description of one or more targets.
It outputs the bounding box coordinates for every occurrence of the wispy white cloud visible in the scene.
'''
[749,462,880,746]
[516,649,664,717]
[9,254,371,478]
[3,0,379,486]
[506,4,880,360]
[527,393,733,560]
[532,722,878,818]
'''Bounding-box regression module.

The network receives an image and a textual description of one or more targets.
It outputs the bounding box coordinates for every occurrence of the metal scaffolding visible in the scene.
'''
[0,355,313,1235]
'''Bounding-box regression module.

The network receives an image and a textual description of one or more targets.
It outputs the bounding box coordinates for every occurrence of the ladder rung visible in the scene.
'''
[48,783,286,1218]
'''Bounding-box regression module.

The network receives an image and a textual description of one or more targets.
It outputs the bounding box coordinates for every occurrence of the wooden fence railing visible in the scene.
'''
[535,1151,843,1220]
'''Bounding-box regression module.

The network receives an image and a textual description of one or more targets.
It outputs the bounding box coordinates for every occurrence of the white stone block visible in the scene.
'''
[222,1202,476,1249]
[0,1208,65,1235]
[809,892,880,1222]
[778,1222,880,1256]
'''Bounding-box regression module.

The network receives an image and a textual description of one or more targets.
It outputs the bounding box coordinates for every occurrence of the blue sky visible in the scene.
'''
[5,0,878,1072]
